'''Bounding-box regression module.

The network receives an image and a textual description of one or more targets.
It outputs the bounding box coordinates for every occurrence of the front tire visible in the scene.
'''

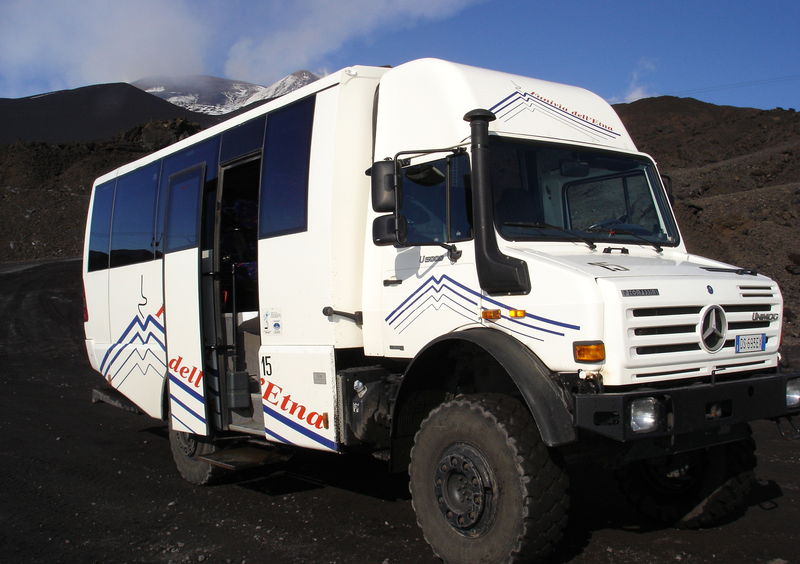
[409,394,568,564]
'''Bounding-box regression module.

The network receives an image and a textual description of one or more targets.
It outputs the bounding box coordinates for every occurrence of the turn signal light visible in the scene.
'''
[509,309,526,318]
[574,342,605,363]
[481,309,502,320]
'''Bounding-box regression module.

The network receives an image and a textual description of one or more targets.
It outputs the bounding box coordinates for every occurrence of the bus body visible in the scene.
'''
[84,58,799,563]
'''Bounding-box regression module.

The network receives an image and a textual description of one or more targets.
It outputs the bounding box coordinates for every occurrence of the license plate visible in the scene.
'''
[735,333,766,353]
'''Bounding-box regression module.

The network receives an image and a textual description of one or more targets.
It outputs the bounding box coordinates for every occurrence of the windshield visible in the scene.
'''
[490,137,679,246]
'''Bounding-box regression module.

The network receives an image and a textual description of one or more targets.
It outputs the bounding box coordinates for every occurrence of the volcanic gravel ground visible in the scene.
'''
[1,259,799,563]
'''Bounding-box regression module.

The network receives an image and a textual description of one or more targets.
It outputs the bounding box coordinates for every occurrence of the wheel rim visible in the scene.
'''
[434,442,496,537]
[174,431,198,457]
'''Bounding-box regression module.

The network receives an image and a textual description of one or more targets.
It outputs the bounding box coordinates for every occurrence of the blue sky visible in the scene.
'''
[1,0,798,109]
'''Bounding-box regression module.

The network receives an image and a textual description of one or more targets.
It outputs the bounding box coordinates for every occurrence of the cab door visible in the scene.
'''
[163,164,209,435]
[379,153,481,357]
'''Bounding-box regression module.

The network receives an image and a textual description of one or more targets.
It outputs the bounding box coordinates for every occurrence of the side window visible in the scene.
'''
[400,153,471,245]
[165,166,204,253]
[110,162,160,268]
[259,96,315,239]
[221,116,265,164]
[449,153,472,241]
[402,158,447,244]
[156,137,220,256]
[87,180,115,272]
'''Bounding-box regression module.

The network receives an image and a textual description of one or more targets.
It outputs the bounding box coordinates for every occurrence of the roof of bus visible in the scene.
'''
[92,66,372,186]
[93,58,640,187]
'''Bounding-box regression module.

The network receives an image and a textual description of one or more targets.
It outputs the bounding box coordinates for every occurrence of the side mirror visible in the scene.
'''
[372,214,408,246]
[370,160,399,213]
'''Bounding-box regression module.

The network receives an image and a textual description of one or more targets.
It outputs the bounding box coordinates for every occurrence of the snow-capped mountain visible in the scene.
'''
[132,71,319,115]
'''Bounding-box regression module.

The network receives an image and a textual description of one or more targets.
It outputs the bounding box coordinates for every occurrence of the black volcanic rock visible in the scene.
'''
[0,83,220,144]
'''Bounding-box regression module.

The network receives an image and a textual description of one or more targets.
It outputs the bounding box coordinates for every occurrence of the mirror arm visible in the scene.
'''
[439,242,462,262]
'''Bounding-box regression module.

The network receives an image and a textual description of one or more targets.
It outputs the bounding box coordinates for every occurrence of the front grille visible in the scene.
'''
[635,343,700,355]
[738,285,776,298]
[634,324,695,336]
[629,305,704,356]
[627,301,779,358]
[632,306,702,317]
[728,321,771,331]
[723,304,772,313]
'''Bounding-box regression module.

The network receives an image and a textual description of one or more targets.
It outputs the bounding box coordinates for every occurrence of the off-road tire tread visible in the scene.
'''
[168,430,228,486]
[410,394,568,564]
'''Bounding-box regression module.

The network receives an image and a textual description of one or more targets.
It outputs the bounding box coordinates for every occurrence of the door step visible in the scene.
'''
[197,446,289,471]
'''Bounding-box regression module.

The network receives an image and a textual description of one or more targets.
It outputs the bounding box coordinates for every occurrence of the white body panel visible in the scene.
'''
[379,246,481,357]
[105,261,166,417]
[258,345,338,452]
[374,58,636,161]
[163,248,208,434]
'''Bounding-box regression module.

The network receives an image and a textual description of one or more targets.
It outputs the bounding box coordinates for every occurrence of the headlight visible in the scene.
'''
[787,378,800,409]
[630,397,661,433]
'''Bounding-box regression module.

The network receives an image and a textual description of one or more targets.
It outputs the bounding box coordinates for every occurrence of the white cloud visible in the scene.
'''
[223,0,482,84]
[610,58,657,103]
[0,0,208,97]
[0,0,479,97]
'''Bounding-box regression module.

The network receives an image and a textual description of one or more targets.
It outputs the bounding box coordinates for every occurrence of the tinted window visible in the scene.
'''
[402,159,447,244]
[156,137,220,255]
[165,165,204,252]
[259,96,315,239]
[110,162,160,268]
[448,154,472,241]
[400,153,471,245]
[221,116,265,164]
[87,180,115,272]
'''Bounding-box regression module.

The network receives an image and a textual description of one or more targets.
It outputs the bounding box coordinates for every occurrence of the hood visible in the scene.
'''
[512,247,765,281]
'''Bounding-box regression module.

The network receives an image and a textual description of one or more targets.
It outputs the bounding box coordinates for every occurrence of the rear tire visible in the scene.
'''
[618,434,756,528]
[168,429,228,485]
[409,394,568,564]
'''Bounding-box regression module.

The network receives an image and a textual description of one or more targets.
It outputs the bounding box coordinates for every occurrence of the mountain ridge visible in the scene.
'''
[132,70,319,115]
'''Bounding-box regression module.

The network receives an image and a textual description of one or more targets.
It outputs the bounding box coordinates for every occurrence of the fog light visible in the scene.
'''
[787,378,800,409]
[630,397,660,433]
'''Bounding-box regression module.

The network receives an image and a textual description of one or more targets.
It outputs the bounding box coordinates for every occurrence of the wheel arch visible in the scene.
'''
[390,327,576,470]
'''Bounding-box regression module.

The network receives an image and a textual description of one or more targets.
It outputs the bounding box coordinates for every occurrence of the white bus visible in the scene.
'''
[84,58,800,563]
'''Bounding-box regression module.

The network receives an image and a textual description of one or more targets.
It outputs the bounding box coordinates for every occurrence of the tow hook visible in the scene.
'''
[775,416,800,440]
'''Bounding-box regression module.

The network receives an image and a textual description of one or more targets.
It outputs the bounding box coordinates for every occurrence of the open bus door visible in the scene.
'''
[163,164,210,436]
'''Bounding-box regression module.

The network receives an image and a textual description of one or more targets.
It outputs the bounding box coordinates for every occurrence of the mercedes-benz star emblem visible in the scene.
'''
[700,305,727,352]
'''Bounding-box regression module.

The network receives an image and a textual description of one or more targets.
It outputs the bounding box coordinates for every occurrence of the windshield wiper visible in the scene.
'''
[586,225,663,253]
[503,222,597,250]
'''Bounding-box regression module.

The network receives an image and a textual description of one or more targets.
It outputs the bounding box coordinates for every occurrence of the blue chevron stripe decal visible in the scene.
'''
[386,274,579,340]
[488,87,621,142]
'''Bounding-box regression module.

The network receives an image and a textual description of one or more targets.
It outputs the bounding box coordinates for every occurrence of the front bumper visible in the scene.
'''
[574,371,800,442]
